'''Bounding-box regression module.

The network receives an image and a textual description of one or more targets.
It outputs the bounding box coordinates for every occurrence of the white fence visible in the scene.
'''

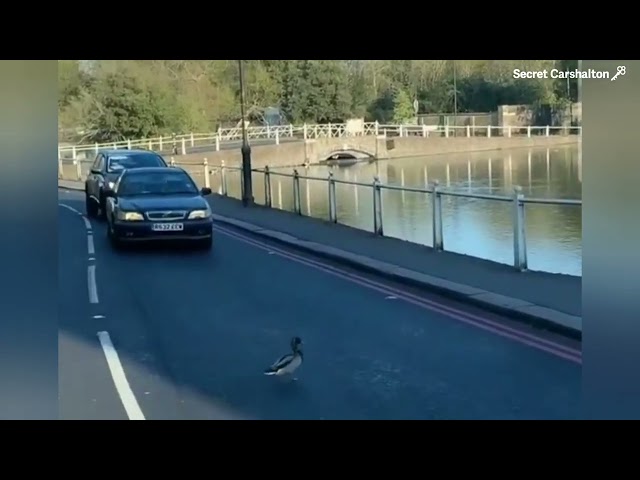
[58,122,582,160]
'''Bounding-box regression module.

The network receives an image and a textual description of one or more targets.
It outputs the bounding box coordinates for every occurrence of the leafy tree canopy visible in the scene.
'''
[59,60,578,143]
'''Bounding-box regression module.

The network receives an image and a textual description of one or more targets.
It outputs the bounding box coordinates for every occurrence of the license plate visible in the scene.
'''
[152,223,184,231]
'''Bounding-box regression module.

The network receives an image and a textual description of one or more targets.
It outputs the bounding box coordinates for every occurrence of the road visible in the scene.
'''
[174,137,300,156]
[63,137,301,161]
[58,188,581,420]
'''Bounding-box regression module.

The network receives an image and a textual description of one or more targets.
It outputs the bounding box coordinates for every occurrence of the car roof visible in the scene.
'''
[122,166,186,175]
[101,149,161,156]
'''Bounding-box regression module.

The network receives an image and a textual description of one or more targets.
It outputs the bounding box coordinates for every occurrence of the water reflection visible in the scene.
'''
[202,145,582,276]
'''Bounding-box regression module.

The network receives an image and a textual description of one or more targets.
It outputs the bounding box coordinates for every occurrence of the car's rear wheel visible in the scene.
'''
[85,193,98,218]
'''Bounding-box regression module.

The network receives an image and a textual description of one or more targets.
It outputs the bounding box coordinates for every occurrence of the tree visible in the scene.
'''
[391,89,415,123]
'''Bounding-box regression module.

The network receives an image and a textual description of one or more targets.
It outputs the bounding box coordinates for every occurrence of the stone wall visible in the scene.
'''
[382,135,578,160]
[498,103,582,128]
[176,135,579,169]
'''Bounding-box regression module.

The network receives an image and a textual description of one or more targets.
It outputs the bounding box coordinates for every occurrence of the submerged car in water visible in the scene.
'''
[104,167,213,250]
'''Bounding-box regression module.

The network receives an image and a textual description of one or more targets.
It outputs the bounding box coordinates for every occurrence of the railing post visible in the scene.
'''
[75,159,82,181]
[190,132,195,147]
[292,169,301,214]
[170,157,175,166]
[372,176,383,236]
[264,166,272,207]
[423,125,427,137]
[289,124,293,137]
[72,146,77,160]
[215,136,220,151]
[328,172,337,223]
[303,123,308,140]
[159,136,163,150]
[181,138,186,155]
[466,125,470,137]
[507,126,512,138]
[399,125,403,137]
[148,140,152,150]
[512,185,528,271]
[220,160,228,196]
[545,125,550,137]
[95,143,99,155]
[58,157,63,179]
[374,121,379,136]
[127,139,132,149]
[444,124,449,138]
[487,126,492,138]
[328,123,332,138]
[431,180,443,251]
[527,126,531,138]
[203,158,210,188]
[275,130,280,145]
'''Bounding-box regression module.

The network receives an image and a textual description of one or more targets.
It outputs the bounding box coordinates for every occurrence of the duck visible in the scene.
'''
[264,336,304,377]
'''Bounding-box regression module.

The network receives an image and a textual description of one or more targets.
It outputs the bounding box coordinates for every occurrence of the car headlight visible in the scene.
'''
[108,181,115,189]
[188,209,211,219]
[116,210,144,221]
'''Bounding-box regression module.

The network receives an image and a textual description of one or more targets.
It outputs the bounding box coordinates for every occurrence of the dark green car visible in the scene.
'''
[104,167,213,250]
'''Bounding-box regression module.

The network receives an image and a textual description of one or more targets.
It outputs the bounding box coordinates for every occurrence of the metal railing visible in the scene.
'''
[58,122,582,159]
[198,162,581,272]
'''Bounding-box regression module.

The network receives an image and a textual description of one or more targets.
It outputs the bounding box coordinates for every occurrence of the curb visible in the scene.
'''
[58,182,84,191]
[211,213,582,341]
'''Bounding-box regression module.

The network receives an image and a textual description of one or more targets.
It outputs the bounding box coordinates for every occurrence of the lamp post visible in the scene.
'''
[452,60,458,118]
[238,59,253,206]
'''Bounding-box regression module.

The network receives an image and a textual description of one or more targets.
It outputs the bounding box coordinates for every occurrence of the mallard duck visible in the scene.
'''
[264,337,303,377]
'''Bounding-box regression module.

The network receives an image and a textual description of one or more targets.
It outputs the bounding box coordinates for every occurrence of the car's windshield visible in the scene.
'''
[118,171,199,196]
[107,153,166,173]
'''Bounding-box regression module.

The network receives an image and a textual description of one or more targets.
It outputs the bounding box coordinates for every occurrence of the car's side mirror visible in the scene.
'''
[90,168,101,175]
[200,187,212,196]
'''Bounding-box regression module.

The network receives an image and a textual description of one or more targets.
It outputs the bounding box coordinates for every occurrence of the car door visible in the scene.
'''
[87,154,105,200]
[106,172,124,222]
[86,154,99,195]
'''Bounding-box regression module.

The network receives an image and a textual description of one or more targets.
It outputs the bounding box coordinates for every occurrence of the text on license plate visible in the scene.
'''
[152,223,184,231]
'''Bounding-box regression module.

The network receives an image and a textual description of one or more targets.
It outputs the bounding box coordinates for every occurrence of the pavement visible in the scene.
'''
[58,187,581,419]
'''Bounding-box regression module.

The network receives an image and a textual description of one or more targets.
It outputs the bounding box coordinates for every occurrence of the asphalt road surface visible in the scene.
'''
[58,188,581,420]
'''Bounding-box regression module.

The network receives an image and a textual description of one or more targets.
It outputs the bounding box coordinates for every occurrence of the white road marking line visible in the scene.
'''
[59,204,93,234]
[59,203,82,215]
[87,235,95,255]
[97,331,146,420]
[92,315,106,319]
[88,265,99,304]
[88,257,95,261]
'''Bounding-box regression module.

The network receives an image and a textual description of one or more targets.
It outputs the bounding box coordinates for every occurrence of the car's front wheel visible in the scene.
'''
[196,237,213,251]
[106,221,122,250]
[98,190,107,220]
[85,193,98,218]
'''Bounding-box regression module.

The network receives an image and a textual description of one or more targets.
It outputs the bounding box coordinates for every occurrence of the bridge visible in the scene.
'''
[58,172,581,419]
